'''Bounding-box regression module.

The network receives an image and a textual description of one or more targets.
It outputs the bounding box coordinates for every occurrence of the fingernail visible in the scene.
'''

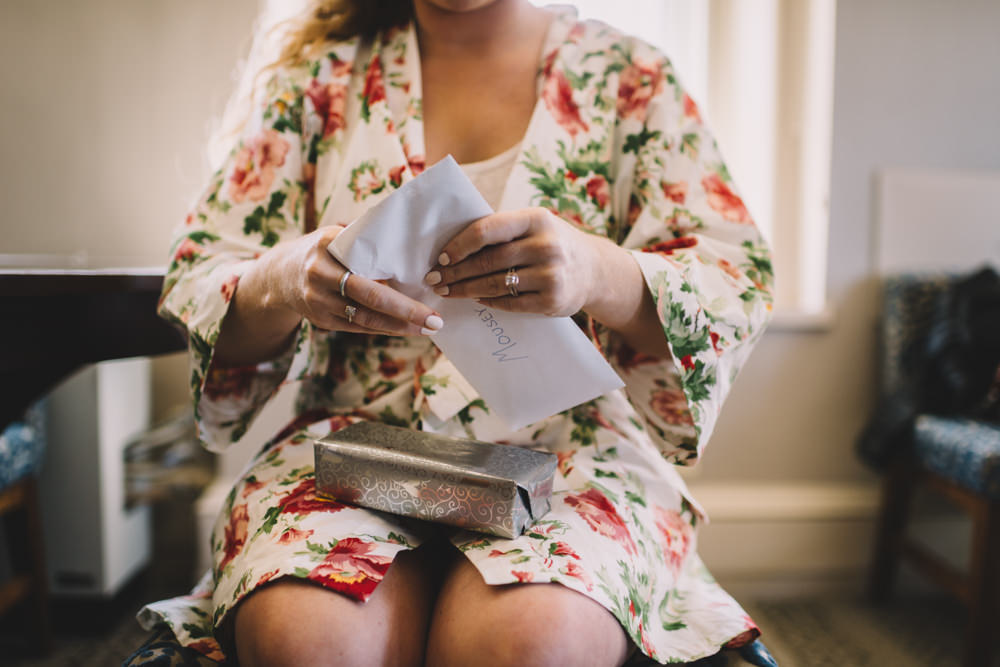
[433,286,449,296]
[420,327,439,335]
[424,314,444,330]
[424,271,441,286]
[438,252,450,266]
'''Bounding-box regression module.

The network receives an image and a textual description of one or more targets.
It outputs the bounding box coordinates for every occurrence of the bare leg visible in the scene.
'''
[425,552,631,667]
[232,543,444,667]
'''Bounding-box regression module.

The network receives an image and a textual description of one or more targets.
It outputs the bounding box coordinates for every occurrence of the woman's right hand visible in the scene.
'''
[267,224,444,336]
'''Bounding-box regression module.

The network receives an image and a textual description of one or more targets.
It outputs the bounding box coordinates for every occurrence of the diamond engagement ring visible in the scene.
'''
[344,304,357,324]
[504,267,520,297]
[339,270,352,298]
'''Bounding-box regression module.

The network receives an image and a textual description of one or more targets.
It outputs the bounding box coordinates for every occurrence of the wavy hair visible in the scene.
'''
[208,0,412,168]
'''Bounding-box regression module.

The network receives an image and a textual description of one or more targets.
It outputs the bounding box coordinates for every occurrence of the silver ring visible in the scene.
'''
[505,267,520,297]
[339,270,352,298]
[344,304,357,324]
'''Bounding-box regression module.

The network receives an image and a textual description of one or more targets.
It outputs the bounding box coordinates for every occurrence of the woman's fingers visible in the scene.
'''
[435,209,541,266]
[426,237,555,288]
[339,271,443,335]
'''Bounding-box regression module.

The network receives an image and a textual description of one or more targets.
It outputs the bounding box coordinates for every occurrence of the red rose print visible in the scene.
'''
[661,180,688,204]
[255,568,281,587]
[718,258,743,281]
[652,505,694,575]
[556,450,575,477]
[228,129,290,203]
[565,169,578,181]
[277,527,315,545]
[511,570,534,583]
[307,537,393,600]
[551,541,581,560]
[220,274,239,303]
[724,624,761,649]
[305,79,347,138]
[649,388,694,427]
[710,330,723,356]
[363,57,386,109]
[542,68,588,137]
[585,175,610,210]
[560,561,593,590]
[683,93,702,123]
[187,638,226,662]
[329,55,353,79]
[403,143,425,175]
[173,238,202,264]
[680,355,695,370]
[241,477,266,499]
[279,478,346,515]
[388,165,406,188]
[644,237,698,257]
[218,503,249,571]
[617,58,665,120]
[702,173,753,224]
[564,488,636,555]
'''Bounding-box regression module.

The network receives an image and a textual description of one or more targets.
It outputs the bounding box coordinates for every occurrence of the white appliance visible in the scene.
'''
[39,357,152,597]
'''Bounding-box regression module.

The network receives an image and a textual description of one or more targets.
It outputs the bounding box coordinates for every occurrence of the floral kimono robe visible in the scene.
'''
[139,7,773,665]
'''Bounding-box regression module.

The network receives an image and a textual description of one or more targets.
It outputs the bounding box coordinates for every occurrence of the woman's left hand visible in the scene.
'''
[423,207,602,317]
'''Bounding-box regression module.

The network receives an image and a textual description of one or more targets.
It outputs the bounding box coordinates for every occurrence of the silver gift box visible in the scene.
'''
[314,422,558,539]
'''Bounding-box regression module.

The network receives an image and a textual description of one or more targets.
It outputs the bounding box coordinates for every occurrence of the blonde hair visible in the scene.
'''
[208,0,412,168]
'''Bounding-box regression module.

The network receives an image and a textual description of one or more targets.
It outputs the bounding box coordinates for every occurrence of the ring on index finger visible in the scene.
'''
[339,270,353,298]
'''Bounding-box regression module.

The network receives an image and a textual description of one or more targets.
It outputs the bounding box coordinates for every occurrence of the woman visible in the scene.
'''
[139,1,775,665]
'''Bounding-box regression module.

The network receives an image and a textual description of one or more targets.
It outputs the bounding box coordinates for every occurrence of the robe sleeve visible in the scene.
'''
[158,68,316,450]
[599,55,774,465]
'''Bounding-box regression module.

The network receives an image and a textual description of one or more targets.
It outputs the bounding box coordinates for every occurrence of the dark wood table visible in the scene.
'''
[0,267,186,432]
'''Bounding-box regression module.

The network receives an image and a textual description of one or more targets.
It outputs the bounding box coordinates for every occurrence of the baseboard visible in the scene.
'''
[687,480,972,599]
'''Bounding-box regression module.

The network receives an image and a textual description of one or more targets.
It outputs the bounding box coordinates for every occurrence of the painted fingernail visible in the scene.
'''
[424,314,444,330]
[424,271,441,286]
[438,252,451,266]
[433,286,449,296]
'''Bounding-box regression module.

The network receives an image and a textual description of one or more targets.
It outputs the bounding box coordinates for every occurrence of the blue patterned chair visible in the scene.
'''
[864,272,1000,667]
[0,401,52,654]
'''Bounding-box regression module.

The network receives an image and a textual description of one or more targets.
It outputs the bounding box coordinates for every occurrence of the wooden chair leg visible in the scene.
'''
[1,477,52,655]
[868,456,915,602]
[963,499,1000,667]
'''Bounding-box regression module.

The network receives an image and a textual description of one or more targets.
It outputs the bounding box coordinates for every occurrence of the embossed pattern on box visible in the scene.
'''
[314,422,557,538]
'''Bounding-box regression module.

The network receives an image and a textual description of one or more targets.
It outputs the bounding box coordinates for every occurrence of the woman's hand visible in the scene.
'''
[422,207,671,358]
[423,207,601,317]
[269,225,443,336]
[214,225,443,367]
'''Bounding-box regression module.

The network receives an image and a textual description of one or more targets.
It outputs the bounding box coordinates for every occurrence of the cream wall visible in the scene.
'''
[3,0,999,592]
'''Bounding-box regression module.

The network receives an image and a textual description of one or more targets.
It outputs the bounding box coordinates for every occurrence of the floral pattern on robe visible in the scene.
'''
[140,7,773,665]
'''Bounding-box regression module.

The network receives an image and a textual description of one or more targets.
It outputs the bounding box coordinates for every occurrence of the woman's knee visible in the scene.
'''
[233,548,436,667]
[426,558,629,667]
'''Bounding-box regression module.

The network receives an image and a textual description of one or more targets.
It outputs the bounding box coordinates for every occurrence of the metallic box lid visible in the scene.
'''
[314,422,558,536]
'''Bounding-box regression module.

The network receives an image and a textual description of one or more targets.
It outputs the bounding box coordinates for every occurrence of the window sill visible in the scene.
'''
[767,304,836,332]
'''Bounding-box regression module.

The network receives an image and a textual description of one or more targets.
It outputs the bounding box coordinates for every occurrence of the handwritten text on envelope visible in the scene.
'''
[327,156,624,430]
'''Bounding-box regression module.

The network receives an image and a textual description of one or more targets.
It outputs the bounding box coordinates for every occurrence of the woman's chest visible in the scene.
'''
[420,58,539,165]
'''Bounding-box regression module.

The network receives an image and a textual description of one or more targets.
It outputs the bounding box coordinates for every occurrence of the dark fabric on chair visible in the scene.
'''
[857,266,1000,470]
[0,401,46,489]
[913,415,1000,498]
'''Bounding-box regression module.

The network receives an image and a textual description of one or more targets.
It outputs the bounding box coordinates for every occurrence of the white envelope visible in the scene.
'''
[328,156,624,430]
